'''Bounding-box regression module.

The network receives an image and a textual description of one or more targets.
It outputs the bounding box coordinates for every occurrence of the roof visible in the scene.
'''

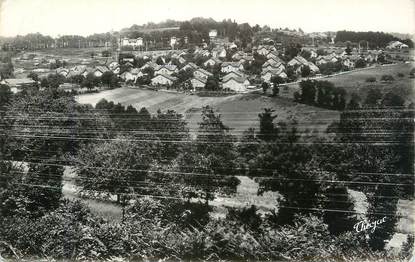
[152,74,178,82]
[194,68,213,77]
[95,66,110,73]
[2,78,36,86]
[191,76,207,84]
[221,62,242,68]
[223,76,248,84]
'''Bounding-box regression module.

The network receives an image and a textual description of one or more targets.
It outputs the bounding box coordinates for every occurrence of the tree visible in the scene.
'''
[347,93,361,109]
[28,72,39,82]
[174,106,239,204]
[261,82,269,94]
[380,74,394,82]
[74,136,156,216]
[299,80,316,105]
[258,108,278,141]
[204,76,220,91]
[101,50,111,57]
[355,58,366,68]
[101,71,119,88]
[364,88,383,106]
[301,65,311,77]
[82,72,100,90]
[381,92,405,107]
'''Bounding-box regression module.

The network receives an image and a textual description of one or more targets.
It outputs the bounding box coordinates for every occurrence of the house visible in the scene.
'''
[266,51,279,60]
[93,66,110,77]
[222,71,244,82]
[262,61,285,72]
[386,41,409,50]
[287,56,309,67]
[56,67,69,77]
[203,57,222,67]
[121,37,143,47]
[1,78,36,93]
[181,62,198,71]
[58,83,79,92]
[106,61,120,74]
[154,64,178,76]
[212,47,226,58]
[221,62,244,73]
[222,76,249,93]
[67,65,88,78]
[193,68,212,79]
[151,74,177,86]
[288,56,319,74]
[121,68,140,82]
[261,68,287,83]
[141,61,159,70]
[267,56,284,65]
[190,76,207,90]
[232,51,245,61]
[199,50,211,57]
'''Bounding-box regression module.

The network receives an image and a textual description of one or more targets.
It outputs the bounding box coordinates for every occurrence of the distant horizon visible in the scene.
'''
[0,0,414,38]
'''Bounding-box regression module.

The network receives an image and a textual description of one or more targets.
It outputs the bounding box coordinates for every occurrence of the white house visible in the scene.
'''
[222,76,249,93]
[190,76,207,90]
[1,78,36,93]
[151,74,177,86]
[261,68,287,83]
[121,37,143,47]
[93,66,110,77]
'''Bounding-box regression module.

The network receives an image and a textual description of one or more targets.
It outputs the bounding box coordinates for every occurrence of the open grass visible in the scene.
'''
[284,63,415,103]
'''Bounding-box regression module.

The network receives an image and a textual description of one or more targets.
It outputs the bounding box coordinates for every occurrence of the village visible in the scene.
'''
[2,25,413,96]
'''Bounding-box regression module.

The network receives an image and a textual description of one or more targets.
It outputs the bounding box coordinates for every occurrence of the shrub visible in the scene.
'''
[366,77,376,82]
[397,72,405,78]
[380,74,395,82]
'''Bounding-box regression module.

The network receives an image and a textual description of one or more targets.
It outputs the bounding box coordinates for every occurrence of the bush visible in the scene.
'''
[380,74,395,82]
[397,72,405,78]
[366,77,376,82]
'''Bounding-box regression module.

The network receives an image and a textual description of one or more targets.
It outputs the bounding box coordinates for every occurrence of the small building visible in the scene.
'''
[93,66,110,77]
[261,68,287,83]
[222,76,249,93]
[190,76,207,90]
[1,78,36,93]
[58,83,79,92]
[151,74,177,86]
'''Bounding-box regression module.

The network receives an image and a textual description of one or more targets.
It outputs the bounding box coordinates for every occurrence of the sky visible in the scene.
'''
[0,0,414,37]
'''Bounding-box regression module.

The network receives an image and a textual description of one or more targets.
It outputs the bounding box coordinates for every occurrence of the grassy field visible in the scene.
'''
[283,62,415,103]
[77,87,340,137]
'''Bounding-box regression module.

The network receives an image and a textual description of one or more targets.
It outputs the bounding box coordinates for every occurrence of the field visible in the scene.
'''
[283,62,415,103]
[77,87,340,137]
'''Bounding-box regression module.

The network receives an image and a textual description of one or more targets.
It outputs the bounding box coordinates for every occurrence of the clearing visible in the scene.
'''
[76,88,340,137]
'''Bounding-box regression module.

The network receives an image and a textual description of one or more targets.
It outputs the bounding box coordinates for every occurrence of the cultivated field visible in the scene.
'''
[77,87,340,137]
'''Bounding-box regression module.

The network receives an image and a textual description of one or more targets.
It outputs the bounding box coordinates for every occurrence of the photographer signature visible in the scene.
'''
[353,217,387,233]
